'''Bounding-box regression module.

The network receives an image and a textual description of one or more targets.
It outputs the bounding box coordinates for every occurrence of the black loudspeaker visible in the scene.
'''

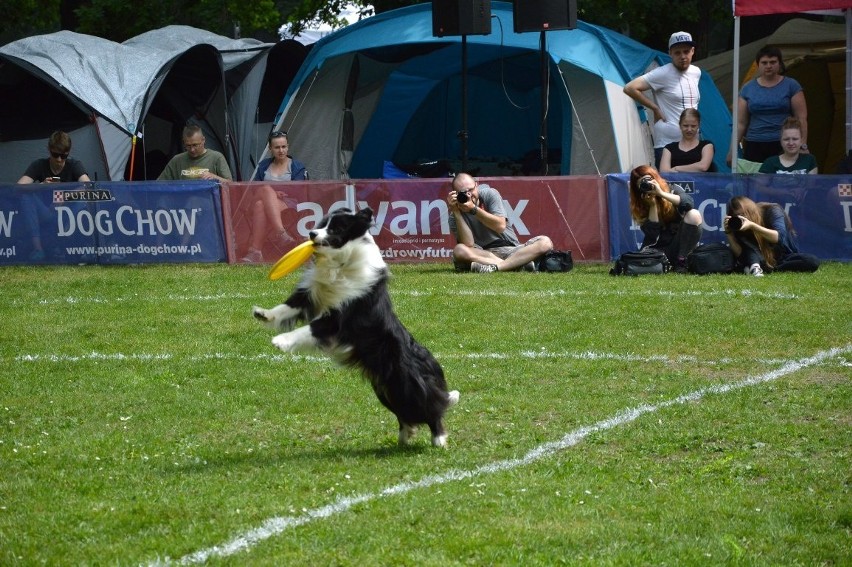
[432,0,492,37]
[513,0,577,33]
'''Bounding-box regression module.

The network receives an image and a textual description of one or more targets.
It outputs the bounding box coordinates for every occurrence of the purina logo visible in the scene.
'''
[52,189,114,204]
[670,180,695,193]
[838,184,852,198]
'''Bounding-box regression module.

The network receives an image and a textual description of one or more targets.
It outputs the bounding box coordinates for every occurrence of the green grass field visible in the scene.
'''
[1,261,849,566]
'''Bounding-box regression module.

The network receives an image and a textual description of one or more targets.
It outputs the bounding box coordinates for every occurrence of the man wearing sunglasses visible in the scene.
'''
[17,130,90,184]
[447,172,553,273]
[16,130,91,261]
[158,124,232,182]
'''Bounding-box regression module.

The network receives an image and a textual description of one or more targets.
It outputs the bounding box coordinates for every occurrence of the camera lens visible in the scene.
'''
[457,191,469,204]
[728,215,743,232]
[639,179,654,194]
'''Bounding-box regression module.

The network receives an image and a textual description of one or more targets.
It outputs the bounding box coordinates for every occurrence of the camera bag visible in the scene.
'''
[687,242,735,275]
[610,247,670,276]
[536,250,573,272]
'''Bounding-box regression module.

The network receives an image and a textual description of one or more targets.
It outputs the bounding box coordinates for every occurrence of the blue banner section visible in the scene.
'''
[0,181,226,265]
[606,173,852,261]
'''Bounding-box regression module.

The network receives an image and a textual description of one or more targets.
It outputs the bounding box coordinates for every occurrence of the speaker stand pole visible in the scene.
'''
[459,34,469,172]
[539,30,547,175]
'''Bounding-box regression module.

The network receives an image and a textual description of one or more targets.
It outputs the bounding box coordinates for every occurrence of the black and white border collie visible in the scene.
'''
[252,208,459,447]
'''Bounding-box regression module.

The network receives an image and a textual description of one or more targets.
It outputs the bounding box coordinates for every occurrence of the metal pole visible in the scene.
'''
[846,9,851,155]
[540,30,548,175]
[731,16,741,173]
[460,34,469,171]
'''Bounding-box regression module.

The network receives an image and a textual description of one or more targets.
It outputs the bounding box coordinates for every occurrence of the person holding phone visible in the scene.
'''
[16,131,91,261]
[17,130,91,184]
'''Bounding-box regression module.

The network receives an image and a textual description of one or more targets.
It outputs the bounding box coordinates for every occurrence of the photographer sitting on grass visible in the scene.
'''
[447,173,552,273]
[724,195,820,275]
[628,165,703,273]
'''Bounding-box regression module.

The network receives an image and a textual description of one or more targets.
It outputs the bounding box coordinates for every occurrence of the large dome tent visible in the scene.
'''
[267,1,732,180]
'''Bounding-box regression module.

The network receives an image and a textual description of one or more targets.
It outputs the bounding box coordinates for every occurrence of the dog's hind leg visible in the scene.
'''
[398,421,418,446]
[427,420,449,448]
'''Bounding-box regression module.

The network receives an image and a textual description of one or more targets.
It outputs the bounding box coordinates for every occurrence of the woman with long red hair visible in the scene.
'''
[628,165,703,272]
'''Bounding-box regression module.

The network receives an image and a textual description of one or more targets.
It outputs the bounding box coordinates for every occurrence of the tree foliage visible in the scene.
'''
[0,0,731,52]
[72,0,281,41]
[282,0,730,54]
[0,0,61,44]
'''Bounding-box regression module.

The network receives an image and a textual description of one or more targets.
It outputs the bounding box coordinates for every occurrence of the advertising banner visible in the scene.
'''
[222,177,609,265]
[606,173,852,261]
[0,181,225,265]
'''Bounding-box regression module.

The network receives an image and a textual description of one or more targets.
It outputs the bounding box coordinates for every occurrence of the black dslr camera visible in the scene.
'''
[456,190,470,204]
[727,215,743,232]
[638,178,655,195]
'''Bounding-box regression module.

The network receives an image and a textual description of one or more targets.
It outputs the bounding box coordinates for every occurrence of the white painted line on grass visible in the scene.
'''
[145,345,850,566]
[15,287,799,307]
[12,350,785,367]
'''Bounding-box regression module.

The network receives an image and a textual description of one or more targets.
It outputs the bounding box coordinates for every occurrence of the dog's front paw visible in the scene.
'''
[253,304,300,331]
[271,332,297,352]
[252,306,273,323]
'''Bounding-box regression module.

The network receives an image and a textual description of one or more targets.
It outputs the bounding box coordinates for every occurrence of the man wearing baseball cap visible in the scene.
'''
[624,31,701,168]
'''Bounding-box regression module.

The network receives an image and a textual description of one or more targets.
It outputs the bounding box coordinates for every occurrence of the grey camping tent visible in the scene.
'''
[0,27,292,182]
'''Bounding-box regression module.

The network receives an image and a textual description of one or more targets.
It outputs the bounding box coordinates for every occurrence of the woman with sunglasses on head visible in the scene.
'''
[16,131,91,261]
[17,130,90,184]
[241,130,308,263]
[627,165,703,273]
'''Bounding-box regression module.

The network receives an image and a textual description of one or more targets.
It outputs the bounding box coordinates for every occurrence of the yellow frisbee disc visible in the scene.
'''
[268,240,315,280]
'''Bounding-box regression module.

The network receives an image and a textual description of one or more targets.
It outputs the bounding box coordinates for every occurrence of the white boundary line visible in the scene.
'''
[12,349,791,366]
[146,345,850,566]
[15,287,800,307]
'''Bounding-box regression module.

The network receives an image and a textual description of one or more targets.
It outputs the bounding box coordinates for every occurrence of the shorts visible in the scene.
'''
[453,235,547,272]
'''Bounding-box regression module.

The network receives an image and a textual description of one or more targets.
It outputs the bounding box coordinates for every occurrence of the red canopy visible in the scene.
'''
[734,0,852,16]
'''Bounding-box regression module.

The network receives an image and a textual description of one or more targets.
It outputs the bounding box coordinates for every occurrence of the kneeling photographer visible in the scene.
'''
[447,173,553,273]
[627,165,703,273]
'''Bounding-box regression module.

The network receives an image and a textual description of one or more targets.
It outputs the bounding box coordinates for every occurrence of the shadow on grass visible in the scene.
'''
[163,438,436,475]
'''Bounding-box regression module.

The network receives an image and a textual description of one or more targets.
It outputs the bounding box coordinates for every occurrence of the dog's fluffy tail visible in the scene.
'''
[447,390,460,407]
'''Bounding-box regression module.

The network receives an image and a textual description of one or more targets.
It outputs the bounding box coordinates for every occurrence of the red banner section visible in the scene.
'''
[733,0,852,16]
[221,177,609,265]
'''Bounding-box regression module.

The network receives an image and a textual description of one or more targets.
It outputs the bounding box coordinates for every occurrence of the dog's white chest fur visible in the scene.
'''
[307,235,385,312]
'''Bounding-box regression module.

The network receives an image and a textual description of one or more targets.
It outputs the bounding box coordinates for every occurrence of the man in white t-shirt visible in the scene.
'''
[624,31,701,168]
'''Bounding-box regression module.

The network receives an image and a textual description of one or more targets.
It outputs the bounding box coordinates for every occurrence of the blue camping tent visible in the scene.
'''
[268,1,732,180]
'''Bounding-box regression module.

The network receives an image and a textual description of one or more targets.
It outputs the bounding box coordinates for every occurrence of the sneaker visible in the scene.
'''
[747,263,764,277]
[241,248,263,263]
[470,261,498,273]
[674,256,688,274]
[277,229,295,245]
